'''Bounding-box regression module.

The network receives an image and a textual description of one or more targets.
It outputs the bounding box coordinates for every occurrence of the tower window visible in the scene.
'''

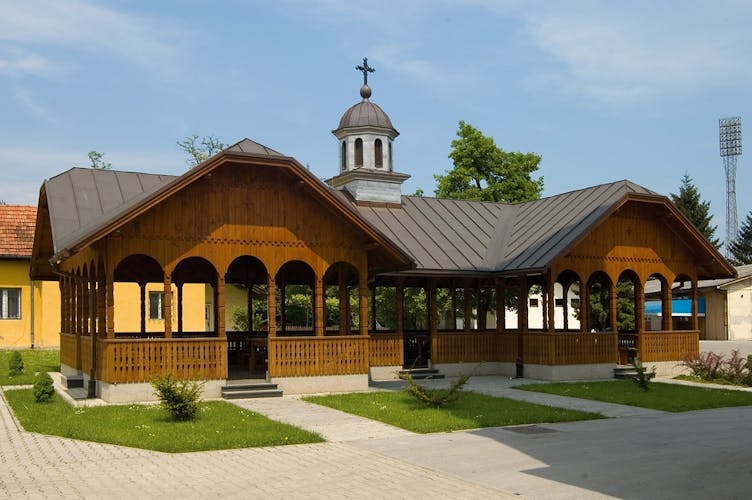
[354,138,363,167]
[341,141,347,171]
[375,139,383,168]
[388,141,393,171]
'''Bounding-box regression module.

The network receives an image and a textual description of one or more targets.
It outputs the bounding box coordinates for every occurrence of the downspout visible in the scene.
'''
[29,278,35,348]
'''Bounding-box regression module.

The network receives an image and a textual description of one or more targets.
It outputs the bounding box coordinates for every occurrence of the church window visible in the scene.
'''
[375,139,383,168]
[355,138,363,166]
[388,141,393,171]
[341,141,347,171]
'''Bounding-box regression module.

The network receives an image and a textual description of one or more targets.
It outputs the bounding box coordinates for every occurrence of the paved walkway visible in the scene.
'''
[3,375,752,498]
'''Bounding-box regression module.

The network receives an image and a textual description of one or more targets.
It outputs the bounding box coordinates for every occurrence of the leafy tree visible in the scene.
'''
[670,173,720,248]
[177,135,227,168]
[728,211,752,265]
[87,150,112,169]
[434,121,543,203]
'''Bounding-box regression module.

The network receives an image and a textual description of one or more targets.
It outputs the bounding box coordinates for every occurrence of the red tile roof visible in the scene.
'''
[0,205,37,258]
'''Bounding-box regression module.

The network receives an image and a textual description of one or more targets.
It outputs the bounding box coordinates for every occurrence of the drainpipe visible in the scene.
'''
[29,278,35,348]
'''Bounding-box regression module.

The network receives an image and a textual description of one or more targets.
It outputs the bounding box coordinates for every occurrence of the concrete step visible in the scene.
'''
[614,366,639,379]
[63,375,84,389]
[221,382,282,399]
[399,368,445,380]
[65,387,88,400]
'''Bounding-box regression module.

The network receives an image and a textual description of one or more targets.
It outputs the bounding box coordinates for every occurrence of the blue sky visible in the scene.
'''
[2,0,751,245]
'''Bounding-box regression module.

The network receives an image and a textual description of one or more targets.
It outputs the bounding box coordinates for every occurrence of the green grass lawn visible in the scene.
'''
[0,349,59,385]
[304,390,604,433]
[4,389,323,452]
[515,380,752,412]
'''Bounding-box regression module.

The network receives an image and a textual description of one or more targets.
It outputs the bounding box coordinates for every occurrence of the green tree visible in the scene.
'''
[87,150,111,169]
[670,173,720,248]
[434,121,543,203]
[728,211,752,265]
[177,135,227,168]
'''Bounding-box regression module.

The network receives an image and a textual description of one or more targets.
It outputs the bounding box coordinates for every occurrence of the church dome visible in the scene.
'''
[337,99,394,130]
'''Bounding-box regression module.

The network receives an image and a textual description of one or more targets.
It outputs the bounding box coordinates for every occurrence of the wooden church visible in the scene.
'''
[31,62,735,401]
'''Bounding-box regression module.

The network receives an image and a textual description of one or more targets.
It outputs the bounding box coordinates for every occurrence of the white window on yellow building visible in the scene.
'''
[149,291,165,320]
[1,288,21,319]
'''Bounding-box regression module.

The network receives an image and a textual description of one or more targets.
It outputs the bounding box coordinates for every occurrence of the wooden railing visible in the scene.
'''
[60,333,78,369]
[640,330,699,362]
[97,338,227,383]
[81,336,93,374]
[432,331,509,363]
[369,334,403,366]
[527,332,616,365]
[268,336,368,377]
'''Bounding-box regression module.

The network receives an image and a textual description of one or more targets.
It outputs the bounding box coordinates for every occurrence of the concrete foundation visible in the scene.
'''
[434,362,516,378]
[645,361,690,378]
[96,379,224,403]
[523,363,614,381]
[270,374,369,394]
[369,365,403,381]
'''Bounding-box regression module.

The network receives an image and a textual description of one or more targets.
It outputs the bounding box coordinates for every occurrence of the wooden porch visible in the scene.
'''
[62,328,700,384]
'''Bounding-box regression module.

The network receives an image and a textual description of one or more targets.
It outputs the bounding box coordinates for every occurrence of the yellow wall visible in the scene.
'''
[1,258,209,347]
[113,282,207,333]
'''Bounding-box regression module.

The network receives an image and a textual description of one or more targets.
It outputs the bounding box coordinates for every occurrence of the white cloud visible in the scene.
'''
[12,87,56,122]
[461,0,752,104]
[371,45,477,92]
[0,0,184,80]
[0,48,63,77]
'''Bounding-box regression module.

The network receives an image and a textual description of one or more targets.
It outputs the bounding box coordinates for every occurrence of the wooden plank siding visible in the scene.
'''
[60,333,78,369]
[97,338,227,383]
[640,330,699,362]
[368,334,403,366]
[268,336,368,377]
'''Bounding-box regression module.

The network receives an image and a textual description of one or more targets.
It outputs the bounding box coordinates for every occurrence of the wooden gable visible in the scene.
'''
[552,197,732,283]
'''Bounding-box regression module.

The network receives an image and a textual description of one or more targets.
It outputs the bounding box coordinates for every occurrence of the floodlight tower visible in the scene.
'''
[720,116,742,256]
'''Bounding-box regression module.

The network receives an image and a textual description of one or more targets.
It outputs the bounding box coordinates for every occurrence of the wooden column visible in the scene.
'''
[59,280,65,333]
[580,282,590,332]
[216,275,226,338]
[97,270,106,337]
[88,275,97,397]
[359,276,368,336]
[661,282,672,331]
[478,286,488,331]
[691,279,699,331]
[106,272,115,338]
[279,282,286,334]
[518,276,528,370]
[163,275,172,338]
[496,282,506,334]
[395,279,404,336]
[267,276,276,337]
[82,277,89,337]
[339,269,348,334]
[463,286,472,332]
[139,282,146,334]
[547,277,556,334]
[314,277,324,336]
[76,275,84,336]
[370,284,377,331]
[635,279,645,333]
[450,286,457,330]
[562,282,570,331]
[246,281,253,333]
[609,280,618,333]
[427,279,437,334]
[176,283,184,334]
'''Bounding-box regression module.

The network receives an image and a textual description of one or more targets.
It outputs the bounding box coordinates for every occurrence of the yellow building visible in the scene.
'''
[1,205,206,348]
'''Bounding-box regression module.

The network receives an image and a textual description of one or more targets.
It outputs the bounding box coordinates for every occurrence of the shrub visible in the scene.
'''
[683,352,724,380]
[403,372,470,408]
[630,359,655,391]
[32,372,55,403]
[8,351,24,377]
[683,350,752,386]
[151,373,204,421]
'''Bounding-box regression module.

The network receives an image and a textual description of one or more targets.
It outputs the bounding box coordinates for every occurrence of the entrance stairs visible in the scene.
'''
[398,368,445,380]
[221,380,283,399]
[613,365,639,379]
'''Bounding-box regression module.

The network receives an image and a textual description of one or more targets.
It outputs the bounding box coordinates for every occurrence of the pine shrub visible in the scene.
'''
[32,372,55,403]
[403,372,470,408]
[151,373,204,421]
[8,351,24,377]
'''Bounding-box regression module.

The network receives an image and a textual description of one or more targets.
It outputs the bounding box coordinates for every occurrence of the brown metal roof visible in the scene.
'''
[334,100,396,133]
[0,205,37,258]
[44,168,176,254]
[355,180,659,274]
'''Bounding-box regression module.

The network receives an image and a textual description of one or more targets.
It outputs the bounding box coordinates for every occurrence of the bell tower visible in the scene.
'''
[327,58,409,205]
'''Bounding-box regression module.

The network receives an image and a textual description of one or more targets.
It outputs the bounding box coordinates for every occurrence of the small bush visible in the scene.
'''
[151,373,204,421]
[630,359,655,391]
[32,372,55,403]
[8,351,24,377]
[403,372,470,408]
[683,350,751,386]
[683,352,724,380]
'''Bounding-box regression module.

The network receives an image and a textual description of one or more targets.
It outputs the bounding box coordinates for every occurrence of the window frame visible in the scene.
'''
[0,288,21,320]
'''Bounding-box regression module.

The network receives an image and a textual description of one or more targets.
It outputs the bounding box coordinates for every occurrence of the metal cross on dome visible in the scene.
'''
[356,57,375,85]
